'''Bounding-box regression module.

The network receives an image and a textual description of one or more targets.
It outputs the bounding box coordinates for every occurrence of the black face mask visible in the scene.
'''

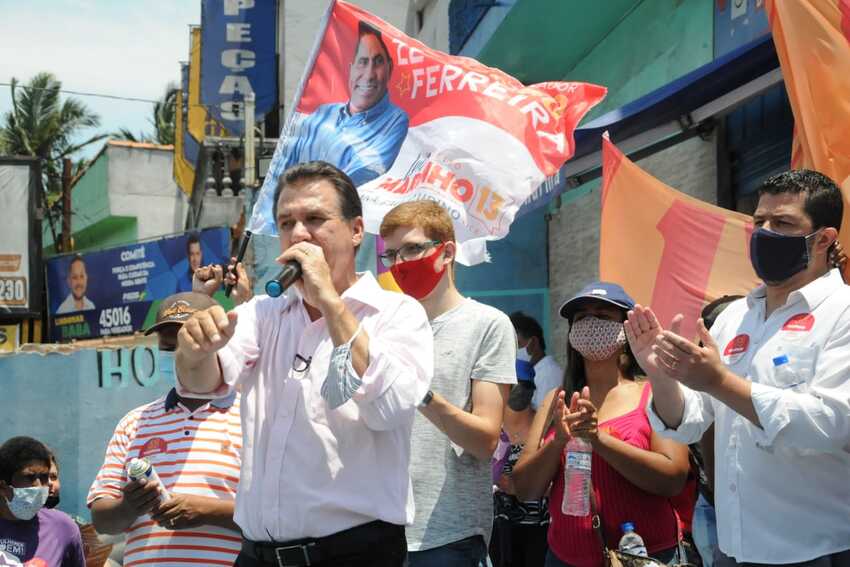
[45,494,60,509]
[749,227,820,284]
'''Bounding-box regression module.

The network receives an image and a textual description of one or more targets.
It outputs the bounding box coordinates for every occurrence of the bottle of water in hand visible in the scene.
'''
[562,437,592,516]
[618,522,648,557]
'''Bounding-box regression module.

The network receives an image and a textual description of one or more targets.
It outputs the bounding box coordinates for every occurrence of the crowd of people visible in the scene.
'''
[2,163,849,567]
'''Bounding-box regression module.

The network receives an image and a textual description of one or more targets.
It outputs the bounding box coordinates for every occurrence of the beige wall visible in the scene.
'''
[106,145,188,240]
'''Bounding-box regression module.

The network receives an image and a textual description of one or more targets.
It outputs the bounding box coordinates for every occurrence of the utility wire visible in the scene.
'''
[0,83,159,104]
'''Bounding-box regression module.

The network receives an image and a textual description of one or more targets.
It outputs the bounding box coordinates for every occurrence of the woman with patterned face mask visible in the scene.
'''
[512,282,691,567]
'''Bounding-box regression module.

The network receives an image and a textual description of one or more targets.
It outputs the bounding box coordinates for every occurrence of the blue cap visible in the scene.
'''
[621,522,636,533]
[559,281,636,321]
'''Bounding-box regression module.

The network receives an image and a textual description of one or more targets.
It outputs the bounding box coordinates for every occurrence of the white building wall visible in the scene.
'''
[408,0,450,51]
[106,144,188,240]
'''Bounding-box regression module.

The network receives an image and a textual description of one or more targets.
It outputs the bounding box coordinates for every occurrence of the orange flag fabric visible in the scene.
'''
[768,0,850,277]
[599,135,761,340]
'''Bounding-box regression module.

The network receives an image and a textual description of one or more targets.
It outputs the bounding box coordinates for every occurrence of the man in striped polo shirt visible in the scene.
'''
[88,292,243,567]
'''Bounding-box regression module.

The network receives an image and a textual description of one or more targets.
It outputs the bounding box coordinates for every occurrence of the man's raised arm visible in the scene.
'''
[175,305,238,394]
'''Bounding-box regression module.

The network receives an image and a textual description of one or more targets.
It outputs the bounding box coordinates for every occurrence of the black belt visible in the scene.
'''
[241,520,404,567]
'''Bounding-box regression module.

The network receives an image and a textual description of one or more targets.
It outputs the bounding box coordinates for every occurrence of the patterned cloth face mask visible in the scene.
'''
[569,316,627,361]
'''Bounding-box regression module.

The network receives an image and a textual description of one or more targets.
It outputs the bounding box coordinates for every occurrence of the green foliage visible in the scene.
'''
[113,83,177,146]
[0,72,106,196]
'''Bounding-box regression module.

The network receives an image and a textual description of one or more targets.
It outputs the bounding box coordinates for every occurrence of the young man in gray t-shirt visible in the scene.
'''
[380,201,516,566]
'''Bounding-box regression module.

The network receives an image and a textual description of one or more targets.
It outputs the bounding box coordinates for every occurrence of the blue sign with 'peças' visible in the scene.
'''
[200,0,278,135]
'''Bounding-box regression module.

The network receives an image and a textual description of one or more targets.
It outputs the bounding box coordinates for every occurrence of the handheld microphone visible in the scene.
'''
[265,261,302,297]
[225,231,252,298]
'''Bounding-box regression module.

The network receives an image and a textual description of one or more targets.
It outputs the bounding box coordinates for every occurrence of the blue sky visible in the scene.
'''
[0,0,200,160]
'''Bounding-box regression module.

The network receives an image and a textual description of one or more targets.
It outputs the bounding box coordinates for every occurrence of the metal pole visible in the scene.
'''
[61,158,73,252]
[244,92,256,189]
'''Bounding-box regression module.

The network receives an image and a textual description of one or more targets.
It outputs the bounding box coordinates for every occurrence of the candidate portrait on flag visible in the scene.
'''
[249,0,606,266]
[283,21,409,186]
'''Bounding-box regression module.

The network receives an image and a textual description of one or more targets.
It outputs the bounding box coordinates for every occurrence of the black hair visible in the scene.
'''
[509,311,546,352]
[0,437,51,483]
[700,295,743,331]
[758,170,843,231]
[47,447,59,471]
[272,161,363,224]
[68,254,85,269]
[356,21,392,72]
[186,233,201,254]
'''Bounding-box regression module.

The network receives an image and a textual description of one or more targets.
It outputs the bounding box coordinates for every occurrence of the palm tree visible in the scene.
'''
[151,84,178,145]
[113,84,177,145]
[112,127,152,144]
[0,72,106,197]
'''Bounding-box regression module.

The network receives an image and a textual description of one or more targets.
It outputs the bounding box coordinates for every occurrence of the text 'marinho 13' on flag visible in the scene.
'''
[249,0,606,265]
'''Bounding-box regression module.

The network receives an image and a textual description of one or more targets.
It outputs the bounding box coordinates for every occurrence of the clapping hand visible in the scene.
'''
[625,304,665,376]
[651,314,727,394]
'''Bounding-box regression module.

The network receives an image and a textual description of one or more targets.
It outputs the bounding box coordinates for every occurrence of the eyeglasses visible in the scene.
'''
[293,353,312,373]
[379,240,441,268]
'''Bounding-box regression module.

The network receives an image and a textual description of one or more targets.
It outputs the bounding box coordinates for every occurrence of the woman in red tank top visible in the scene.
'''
[512,282,690,567]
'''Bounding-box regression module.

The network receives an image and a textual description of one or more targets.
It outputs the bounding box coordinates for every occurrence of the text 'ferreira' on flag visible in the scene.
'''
[248,0,606,265]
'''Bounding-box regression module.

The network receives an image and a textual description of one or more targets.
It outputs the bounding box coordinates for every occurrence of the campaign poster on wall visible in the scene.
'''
[46,228,230,341]
[0,158,41,317]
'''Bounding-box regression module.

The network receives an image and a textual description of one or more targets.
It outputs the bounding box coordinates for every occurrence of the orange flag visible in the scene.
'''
[599,134,761,339]
[768,0,850,277]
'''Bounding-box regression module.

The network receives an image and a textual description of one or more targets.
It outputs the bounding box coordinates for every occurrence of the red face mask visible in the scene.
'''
[390,243,447,300]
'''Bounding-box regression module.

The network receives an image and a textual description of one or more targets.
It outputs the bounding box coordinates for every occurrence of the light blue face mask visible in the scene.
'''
[5,485,49,520]
[159,350,176,384]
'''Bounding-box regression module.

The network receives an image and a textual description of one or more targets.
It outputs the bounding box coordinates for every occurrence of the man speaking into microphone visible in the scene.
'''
[175,161,434,567]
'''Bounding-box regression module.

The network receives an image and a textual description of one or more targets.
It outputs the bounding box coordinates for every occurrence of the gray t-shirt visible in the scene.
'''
[408,299,518,551]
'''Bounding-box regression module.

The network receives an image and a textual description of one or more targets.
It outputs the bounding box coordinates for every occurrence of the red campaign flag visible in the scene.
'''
[599,134,760,340]
[248,0,606,265]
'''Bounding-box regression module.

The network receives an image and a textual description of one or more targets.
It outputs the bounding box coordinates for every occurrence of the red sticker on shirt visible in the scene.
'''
[139,438,169,458]
[724,334,750,356]
[782,313,814,332]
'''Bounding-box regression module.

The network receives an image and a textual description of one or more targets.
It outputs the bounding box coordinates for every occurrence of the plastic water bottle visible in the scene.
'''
[618,522,648,557]
[562,437,592,516]
[772,355,801,388]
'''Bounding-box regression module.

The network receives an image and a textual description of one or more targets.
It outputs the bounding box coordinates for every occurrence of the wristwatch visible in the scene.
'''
[418,389,434,408]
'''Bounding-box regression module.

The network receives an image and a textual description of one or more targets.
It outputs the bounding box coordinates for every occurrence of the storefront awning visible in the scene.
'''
[518,33,781,216]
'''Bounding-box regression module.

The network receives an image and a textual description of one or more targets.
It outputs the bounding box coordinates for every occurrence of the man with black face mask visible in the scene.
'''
[627,170,850,567]
[0,436,85,566]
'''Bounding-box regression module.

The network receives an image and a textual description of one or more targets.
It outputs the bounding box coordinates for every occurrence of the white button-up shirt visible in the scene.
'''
[649,269,850,563]
[179,272,433,542]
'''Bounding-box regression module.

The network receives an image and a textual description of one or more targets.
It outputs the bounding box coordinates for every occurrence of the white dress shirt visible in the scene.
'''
[648,269,850,563]
[178,272,433,542]
[531,355,563,410]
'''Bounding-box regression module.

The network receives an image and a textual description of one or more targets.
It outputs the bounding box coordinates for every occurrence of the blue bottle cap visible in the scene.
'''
[265,280,283,298]
[772,354,789,367]
[621,522,635,533]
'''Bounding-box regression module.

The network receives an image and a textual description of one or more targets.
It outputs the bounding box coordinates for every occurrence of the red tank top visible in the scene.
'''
[547,383,679,567]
